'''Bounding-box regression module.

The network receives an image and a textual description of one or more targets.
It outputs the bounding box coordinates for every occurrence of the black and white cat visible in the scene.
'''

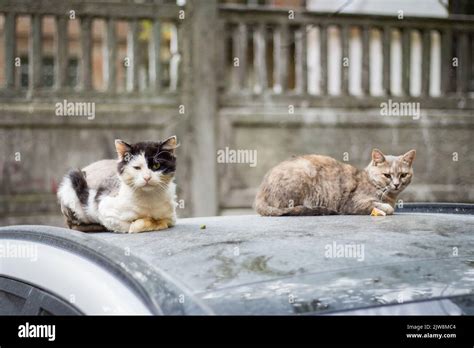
[57,136,178,233]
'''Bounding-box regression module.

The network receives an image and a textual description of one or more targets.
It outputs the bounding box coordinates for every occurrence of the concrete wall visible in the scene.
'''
[218,107,474,215]
[2,102,472,226]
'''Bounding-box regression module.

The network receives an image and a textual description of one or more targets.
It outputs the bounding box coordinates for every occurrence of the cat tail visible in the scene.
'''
[255,201,339,216]
[57,169,92,228]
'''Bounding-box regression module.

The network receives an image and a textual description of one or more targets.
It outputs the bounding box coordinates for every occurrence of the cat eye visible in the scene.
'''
[400,173,408,178]
[383,173,391,178]
[133,166,141,170]
[152,163,161,170]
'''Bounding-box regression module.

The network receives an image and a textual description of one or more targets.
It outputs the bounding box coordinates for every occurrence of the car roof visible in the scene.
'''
[94,212,474,314]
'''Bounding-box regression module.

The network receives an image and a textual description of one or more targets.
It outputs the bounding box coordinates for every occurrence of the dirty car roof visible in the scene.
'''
[94,213,474,314]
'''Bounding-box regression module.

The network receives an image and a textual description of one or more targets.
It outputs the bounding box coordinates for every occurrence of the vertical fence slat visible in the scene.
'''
[295,26,307,94]
[55,16,68,89]
[216,21,226,91]
[169,23,179,91]
[177,17,185,94]
[29,14,42,90]
[340,25,349,96]
[382,26,391,96]
[253,23,267,93]
[295,27,302,92]
[272,25,281,92]
[237,23,248,90]
[232,23,247,91]
[320,24,328,96]
[471,33,474,92]
[421,29,431,97]
[105,18,117,92]
[457,31,469,94]
[126,19,139,92]
[80,16,92,90]
[441,28,452,95]
[4,12,16,88]
[273,23,288,93]
[402,28,411,96]
[231,24,239,91]
[361,26,370,95]
[149,19,161,93]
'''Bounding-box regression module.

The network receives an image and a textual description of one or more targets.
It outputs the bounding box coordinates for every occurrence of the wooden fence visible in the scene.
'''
[0,0,473,224]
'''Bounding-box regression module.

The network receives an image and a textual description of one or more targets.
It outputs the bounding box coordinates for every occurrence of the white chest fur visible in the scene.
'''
[98,181,177,224]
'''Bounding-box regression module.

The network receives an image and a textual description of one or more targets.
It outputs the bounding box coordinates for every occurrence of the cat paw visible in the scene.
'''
[128,218,169,233]
[152,219,170,231]
[128,218,153,233]
[373,203,394,215]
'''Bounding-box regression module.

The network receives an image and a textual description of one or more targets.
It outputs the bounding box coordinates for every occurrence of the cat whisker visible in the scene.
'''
[155,182,168,191]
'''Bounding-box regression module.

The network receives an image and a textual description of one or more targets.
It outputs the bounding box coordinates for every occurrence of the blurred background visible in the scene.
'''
[0,0,473,226]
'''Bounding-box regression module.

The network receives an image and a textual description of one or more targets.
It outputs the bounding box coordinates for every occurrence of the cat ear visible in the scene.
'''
[401,149,416,166]
[371,148,386,165]
[161,135,179,155]
[115,139,131,161]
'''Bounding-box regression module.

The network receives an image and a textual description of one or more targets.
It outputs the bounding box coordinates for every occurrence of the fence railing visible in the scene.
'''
[219,5,474,109]
[0,0,181,100]
[2,1,473,107]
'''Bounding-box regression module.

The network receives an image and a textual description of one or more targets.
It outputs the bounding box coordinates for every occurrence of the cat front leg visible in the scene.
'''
[134,213,176,232]
[350,197,394,215]
[128,217,169,233]
[100,216,131,233]
[97,197,133,233]
[373,202,394,215]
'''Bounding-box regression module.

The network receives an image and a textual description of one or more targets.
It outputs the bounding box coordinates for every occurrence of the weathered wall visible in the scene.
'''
[218,107,474,214]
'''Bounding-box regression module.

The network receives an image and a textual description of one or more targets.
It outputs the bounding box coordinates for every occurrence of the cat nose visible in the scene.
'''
[143,175,151,182]
[393,183,400,189]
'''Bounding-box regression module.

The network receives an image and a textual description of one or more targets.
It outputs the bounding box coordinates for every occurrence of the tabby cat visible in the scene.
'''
[57,136,178,233]
[255,149,416,216]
